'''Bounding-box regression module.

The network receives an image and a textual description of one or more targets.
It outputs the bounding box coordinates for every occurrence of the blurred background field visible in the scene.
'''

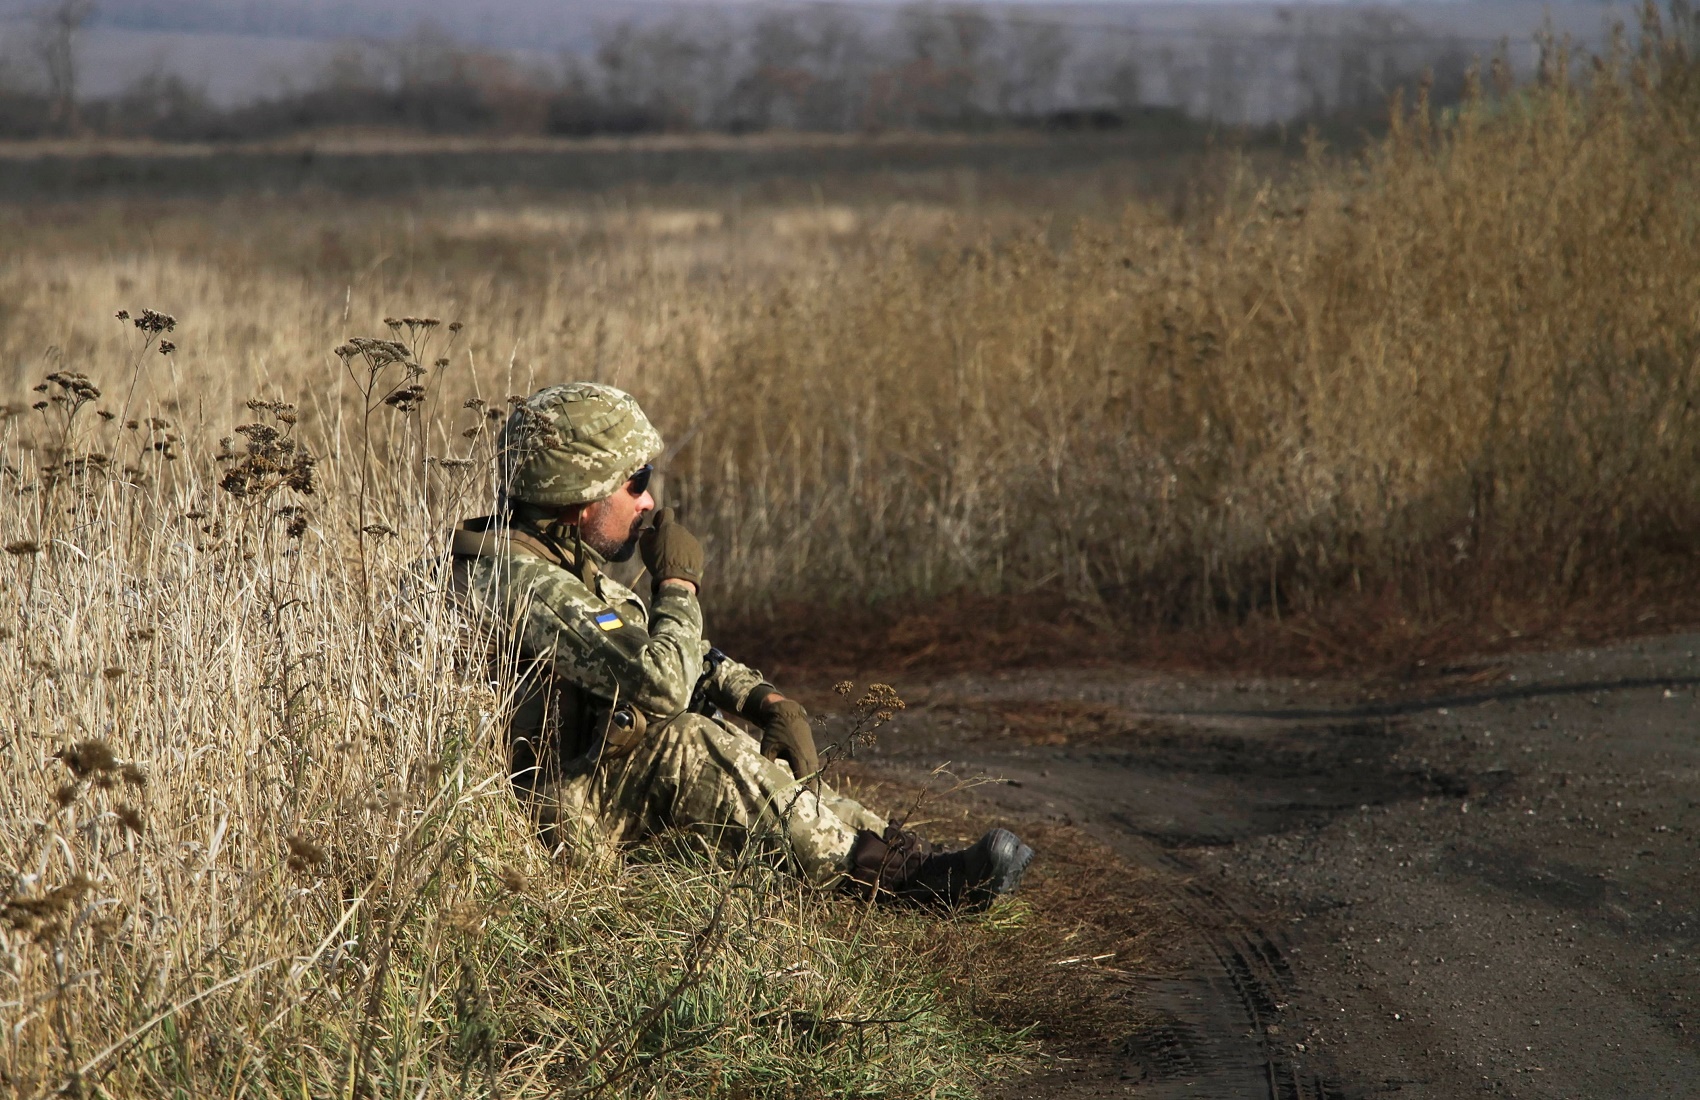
[3,2,1700,1097]
[6,6,1700,667]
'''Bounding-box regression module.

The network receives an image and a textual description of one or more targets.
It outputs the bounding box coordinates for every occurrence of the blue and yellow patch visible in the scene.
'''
[594,611,623,632]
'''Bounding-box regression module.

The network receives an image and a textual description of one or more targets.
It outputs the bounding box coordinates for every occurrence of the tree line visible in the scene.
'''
[0,0,1485,141]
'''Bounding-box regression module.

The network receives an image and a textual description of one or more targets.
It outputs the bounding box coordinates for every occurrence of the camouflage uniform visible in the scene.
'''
[452,384,884,884]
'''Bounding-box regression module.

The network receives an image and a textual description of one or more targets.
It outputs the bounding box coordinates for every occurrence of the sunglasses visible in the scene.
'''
[625,464,654,496]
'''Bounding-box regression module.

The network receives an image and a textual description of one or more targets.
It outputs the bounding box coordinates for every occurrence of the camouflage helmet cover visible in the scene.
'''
[497,383,663,506]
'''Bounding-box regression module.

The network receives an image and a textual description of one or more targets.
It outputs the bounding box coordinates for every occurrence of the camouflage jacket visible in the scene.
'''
[449,515,770,768]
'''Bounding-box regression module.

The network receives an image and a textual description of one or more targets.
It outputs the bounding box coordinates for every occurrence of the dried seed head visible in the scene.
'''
[447,321,463,333]
[133,308,176,334]
[2,874,92,936]
[115,805,145,834]
[102,666,125,681]
[284,834,326,873]
[158,341,175,356]
[53,782,80,808]
[5,539,41,556]
[445,901,483,936]
[496,864,529,894]
[834,681,855,696]
[91,904,127,942]
[383,385,426,412]
[115,310,130,321]
[126,627,156,643]
[120,763,147,789]
[56,739,119,779]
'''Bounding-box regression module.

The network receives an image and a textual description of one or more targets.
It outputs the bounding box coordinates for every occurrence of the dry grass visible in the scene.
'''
[2,15,1700,1099]
[0,341,1022,1096]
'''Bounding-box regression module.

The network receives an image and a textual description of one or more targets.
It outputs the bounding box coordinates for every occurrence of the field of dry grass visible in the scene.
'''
[2,14,1700,1099]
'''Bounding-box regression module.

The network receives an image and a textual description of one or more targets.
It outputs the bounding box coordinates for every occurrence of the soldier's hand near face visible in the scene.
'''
[638,507,705,594]
[749,693,821,778]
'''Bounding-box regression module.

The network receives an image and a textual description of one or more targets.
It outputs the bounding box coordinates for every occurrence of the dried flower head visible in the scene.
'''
[445,901,484,936]
[45,371,101,402]
[119,763,147,789]
[5,539,41,556]
[2,874,91,937]
[496,864,529,894]
[383,385,426,412]
[115,805,145,835]
[284,834,326,873]
[132,308,176,334]
[53,782,80,809]
[56,739,119,779]
[158,341,176,356]
[856,683,906,723]
[102,666,126,681]
[91,904,127,943]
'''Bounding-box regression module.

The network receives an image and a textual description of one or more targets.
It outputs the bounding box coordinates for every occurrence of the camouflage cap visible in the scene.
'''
[497,383,663,506]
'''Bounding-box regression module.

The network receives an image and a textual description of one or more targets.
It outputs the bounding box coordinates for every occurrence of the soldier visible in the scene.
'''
[449,382,1033,908]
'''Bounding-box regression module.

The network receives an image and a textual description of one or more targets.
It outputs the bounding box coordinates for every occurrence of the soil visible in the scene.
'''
[826,630,1700,1099]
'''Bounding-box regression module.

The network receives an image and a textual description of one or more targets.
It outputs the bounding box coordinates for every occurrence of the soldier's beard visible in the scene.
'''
[582,513,644,563]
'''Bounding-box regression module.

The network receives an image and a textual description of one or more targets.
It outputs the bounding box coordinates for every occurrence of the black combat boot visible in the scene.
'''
[848,823,1034,910]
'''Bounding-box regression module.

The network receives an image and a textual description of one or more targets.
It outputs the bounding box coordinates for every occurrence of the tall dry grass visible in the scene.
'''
[0,328,1020,1096]
[684,28,1700,641]
[8,24,1695,651]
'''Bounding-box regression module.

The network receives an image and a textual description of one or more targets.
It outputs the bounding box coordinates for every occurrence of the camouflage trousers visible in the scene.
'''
[524,714,885,885]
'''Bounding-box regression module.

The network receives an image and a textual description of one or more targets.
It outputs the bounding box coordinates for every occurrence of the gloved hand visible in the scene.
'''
[638,507,705,592]
[752,695,820,778]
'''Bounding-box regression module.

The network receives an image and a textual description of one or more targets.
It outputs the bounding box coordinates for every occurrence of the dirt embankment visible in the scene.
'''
[826,631,1700,1099]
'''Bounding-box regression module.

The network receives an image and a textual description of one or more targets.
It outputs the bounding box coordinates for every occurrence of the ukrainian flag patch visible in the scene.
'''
[594,611,623,632]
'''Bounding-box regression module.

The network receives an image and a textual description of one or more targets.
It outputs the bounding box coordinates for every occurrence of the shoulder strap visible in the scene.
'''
[450,520,570,568]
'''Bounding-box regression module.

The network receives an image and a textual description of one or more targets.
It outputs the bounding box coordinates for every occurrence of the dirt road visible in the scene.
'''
[860,632,1700,1098]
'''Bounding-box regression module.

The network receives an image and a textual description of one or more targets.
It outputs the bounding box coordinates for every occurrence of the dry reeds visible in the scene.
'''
[0,324,1011,1095]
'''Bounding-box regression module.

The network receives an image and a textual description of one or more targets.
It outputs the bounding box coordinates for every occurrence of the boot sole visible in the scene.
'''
[984,827,1035,895]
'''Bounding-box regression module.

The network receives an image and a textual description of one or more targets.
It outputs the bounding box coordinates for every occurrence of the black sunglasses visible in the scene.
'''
[625,464,654,496]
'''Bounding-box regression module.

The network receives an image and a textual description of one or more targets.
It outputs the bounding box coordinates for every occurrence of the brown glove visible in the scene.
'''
[637,507,705,592]
[750,695,820,778]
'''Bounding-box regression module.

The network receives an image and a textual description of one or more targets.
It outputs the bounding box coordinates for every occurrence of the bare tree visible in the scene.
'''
[1080,41,1144,118]
[994,12,1069,118]
[34,0,93,135]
